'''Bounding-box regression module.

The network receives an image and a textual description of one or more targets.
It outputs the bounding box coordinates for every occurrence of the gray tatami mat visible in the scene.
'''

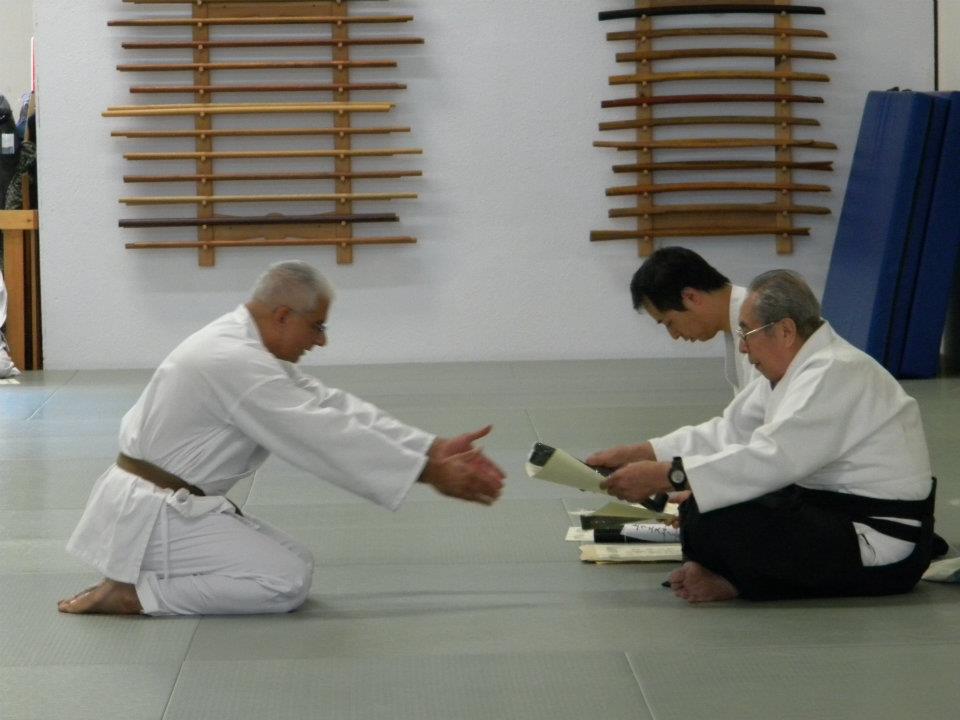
[164,653,653,720]
[4,359,959,720]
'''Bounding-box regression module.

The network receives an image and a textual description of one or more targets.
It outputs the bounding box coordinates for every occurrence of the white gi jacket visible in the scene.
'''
[651,321,933,566]
[67,305,435,583]
[723,285,755,394]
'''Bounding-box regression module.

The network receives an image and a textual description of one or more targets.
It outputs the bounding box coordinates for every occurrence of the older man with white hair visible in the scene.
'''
[592,270,938,603]
[59,260,504,616]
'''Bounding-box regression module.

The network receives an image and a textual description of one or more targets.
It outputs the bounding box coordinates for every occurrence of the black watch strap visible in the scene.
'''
[668,456,688,490]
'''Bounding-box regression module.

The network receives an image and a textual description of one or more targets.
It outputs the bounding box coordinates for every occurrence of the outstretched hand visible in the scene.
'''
[422,447,504,505]
[430,425,506,481]
[422,426,505,505]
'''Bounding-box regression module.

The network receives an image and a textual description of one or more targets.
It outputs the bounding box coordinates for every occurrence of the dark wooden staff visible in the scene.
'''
[609,71,829,85]
[602,94,823,108]
[608,203,830,217]
[598,5,825,21]
[119,213,398,229]
[606,182,830,196]
[126,237,416,250]
[615,48,835,62]
[117,60,396,71]
[123,0,390,3]
[611,159,833,172]
[119,192,418,206]
[594,139,836,150]
[124,170,422,183]
[591,227,810,240]
[122,38,423,50]
[600,116,820,131]
[107,16,413,26]
[607,27,828,41]
[123,148,422,160]
[129,83,407,94]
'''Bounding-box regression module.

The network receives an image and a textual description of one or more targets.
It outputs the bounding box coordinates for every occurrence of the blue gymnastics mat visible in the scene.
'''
[821,91,939,366]
[896,92,960,378]
[883,93,951,376]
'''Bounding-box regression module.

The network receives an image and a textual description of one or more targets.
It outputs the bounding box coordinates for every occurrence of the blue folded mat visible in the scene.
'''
[883,93,950,376]
[896,92,960,378]
[821,91,936,365]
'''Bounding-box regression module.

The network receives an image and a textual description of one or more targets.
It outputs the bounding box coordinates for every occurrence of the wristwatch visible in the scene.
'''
[668,456,688,491]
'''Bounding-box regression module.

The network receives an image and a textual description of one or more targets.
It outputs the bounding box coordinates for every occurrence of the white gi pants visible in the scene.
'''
[136,506,314,616]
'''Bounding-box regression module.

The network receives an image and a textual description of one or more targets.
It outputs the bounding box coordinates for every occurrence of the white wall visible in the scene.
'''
[0,0,33,112]
[939,0,960,86]
[33,0,934,369]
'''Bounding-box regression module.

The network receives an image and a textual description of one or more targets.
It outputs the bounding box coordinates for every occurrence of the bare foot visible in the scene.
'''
[58,579,143,615]
[668,561,738,603]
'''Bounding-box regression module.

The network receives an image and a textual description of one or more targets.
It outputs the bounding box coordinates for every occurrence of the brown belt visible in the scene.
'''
[116,452,244,515]
[116,453,206,496]
[117,452,245,515]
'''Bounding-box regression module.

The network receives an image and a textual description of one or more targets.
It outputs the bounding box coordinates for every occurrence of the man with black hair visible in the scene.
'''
[630,246,755,393]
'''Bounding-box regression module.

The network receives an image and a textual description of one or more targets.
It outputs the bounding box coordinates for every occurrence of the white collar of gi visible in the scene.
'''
[766,320,834,401]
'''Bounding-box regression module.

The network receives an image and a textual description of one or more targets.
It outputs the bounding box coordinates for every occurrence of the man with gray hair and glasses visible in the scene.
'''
[59,260,504,616]
[592,269,939,602]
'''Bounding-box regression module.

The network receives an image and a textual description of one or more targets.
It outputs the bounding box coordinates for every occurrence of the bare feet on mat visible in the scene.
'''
[58,579,143,615]
[668,561,739,603]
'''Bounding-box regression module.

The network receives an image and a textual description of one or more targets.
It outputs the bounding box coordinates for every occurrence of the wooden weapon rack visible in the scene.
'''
[105,0,423,266]
[591,0,835,256]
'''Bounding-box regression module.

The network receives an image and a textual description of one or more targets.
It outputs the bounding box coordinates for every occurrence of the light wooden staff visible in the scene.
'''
[599,116,820,131]
[124,170,423,183]
[615,48,836,62]
[594,139,836,150]
[611,159,833,172]
[129,82,408,94]
[598,5,825,21]
[107,16,413,27]
[112,127,410,138]
[120,192,418,205]
[591,227,810,241]
[609,71,829,85]
[122,38,423,50]
[609,203,830,217]
[103,102,392,116]
[606,182,830,196]
[127,237,416,250]
[607,27,828,41]
[601,94,823,108]
[122,148,422,160]
[117,60,396,71]
[119,212,399,228]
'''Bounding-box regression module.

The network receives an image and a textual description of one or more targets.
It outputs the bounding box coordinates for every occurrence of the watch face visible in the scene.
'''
[669,469,686,486]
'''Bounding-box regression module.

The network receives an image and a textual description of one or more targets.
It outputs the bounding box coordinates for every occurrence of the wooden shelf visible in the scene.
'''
[0,209,40,370]
[106,0,423,266]
[591,0,835,256]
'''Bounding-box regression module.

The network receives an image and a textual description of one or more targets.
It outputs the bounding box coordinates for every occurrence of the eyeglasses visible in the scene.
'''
[287,307,327,335]
[736,320,777,343]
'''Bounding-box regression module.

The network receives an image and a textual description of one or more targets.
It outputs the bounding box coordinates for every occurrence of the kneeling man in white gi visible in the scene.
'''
[59,260,505,615]
[589,270,937,602]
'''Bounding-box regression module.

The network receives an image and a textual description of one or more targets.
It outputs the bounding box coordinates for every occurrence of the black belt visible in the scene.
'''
[796,478,936,544]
